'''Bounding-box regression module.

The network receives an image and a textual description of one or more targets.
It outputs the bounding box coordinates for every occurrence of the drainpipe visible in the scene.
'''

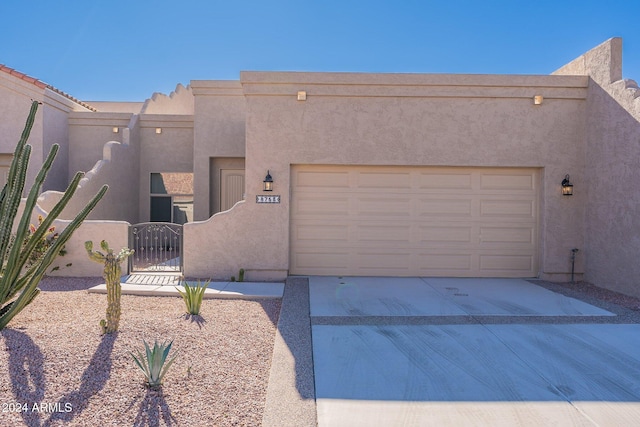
[570,248,579,283]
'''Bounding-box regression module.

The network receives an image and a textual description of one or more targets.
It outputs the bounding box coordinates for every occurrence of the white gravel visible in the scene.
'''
[0,277,281,427]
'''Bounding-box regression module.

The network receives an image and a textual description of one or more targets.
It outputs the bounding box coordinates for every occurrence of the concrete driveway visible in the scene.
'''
[307,277,640,427]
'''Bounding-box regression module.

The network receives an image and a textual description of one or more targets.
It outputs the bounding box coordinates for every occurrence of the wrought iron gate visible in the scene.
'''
[129,222,183,272]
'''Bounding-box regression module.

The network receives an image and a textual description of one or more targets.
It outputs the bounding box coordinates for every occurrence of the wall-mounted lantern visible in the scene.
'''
[112,127,119,133]
[263,170,273,191]
[561,174,573,196]
[533,95,544,105]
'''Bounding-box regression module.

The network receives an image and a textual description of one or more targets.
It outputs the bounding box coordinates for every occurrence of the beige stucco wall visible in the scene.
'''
[138,114,194,222]
[0,75,89,195]
[41,88,86,192]
[141,83,194,115]
[46,219,130,277]
[185,72,588,280]
[13,201,129,277]
[191,81,246,221]
[40,113,141,223]
[555,38,640,297]
[68,112,131,176]
[0,75,45,192]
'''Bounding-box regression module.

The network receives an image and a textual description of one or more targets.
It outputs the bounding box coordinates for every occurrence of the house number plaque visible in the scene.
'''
[256,195,281,204]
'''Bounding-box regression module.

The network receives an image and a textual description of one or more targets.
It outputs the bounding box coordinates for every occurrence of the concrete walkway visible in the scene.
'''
[263,276,640,427]
[87,273,284,299]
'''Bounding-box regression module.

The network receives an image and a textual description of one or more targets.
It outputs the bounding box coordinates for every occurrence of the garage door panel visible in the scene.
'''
[357,197,412,217]
[294,251,350,270]
[357,225,412,243]
[480,226,535,244]
[417,253,473,270]
[418,172,473,190]
[294,195,350,216]
[479,254,534,272]
[290,165,539,277]
[480,199,536,217]
[417,199,473,216]
[357,171,412,189]
[480,173,535,191]
[296,170,350,188]
[419,226,473,243]
[353,249,412,276]
[293,224,350,243]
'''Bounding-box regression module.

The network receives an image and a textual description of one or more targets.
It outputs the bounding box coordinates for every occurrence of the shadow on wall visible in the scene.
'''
[583,80,640,296]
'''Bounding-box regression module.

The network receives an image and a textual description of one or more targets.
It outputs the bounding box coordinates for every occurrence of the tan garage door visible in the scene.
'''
[290,165,539,277]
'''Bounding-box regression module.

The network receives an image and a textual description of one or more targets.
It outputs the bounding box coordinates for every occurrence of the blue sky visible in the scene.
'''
[1,1,639,102]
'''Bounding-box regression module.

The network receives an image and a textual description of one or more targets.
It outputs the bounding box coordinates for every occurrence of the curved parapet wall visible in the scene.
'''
[183,200,288,281]
[141,83,194,114]
[37,114,141,223]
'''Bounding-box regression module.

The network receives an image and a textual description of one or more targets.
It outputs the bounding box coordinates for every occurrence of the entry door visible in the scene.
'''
[220,169,245,212]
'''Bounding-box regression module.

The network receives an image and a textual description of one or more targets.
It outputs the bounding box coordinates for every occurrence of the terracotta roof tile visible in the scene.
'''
[0,63,97,111]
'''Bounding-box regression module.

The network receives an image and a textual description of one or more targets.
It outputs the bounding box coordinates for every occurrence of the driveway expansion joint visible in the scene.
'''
[311,314,638,326]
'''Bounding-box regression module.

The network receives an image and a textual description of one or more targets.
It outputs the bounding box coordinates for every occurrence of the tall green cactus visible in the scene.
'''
[85,240,133,334]
[0,101,108,330]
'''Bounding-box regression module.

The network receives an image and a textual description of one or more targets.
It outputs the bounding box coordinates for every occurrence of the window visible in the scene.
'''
[150,172,194,224]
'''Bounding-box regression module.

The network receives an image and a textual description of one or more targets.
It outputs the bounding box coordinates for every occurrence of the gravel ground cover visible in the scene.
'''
[533,279,640,320]
[2,276,639,427]
[0,277,281,427]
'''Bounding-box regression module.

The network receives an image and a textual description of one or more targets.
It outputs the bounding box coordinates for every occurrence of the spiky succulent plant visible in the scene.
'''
[131,339,179,388]
[0,101,107,330]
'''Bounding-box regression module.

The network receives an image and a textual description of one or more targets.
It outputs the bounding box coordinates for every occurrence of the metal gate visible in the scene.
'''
[129,222,183,272]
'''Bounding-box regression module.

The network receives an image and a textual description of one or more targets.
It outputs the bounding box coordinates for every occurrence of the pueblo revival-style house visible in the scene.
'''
[1,38,639,298]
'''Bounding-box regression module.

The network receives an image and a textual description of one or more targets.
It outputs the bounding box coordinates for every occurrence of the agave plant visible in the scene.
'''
[0,101,107,330]
[176,279,210,315]
[131,339,179,388]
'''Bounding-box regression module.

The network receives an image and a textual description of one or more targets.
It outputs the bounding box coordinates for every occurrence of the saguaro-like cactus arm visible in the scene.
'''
[0,184,108,330]
[85,240,106,262]
[0,100,108,330]
[86,240,133,334]
[0,101,38,261]
[10,145,60,273]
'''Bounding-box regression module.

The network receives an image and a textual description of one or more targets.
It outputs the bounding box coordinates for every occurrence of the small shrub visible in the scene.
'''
[6,215,67,272]
[22,215,67,268]
[131,339,179,388]
[176,280,209,315]
[238,268,245,282]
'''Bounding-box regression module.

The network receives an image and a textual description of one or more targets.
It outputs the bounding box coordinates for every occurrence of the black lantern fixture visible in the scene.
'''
[263,170,273,191]
[561,174,573,196]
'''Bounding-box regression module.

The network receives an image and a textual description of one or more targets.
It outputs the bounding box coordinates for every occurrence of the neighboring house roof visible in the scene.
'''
[0,64,97,112]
